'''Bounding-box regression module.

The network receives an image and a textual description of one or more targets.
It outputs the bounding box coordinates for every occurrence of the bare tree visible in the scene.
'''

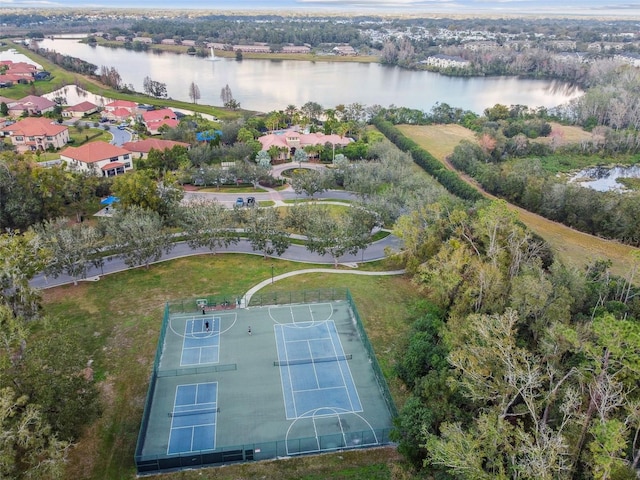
[220,84,234,106]
[188,81,201,104]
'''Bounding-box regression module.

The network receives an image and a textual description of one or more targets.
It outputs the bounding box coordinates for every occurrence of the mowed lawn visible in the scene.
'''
[42,254,421,480]
[398,124,638,278]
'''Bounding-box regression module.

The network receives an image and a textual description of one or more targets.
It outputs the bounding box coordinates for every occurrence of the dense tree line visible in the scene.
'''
[0,231,100,479]
[34,47,97,76]
[449,141,640,246]
[128,17,365,48]
[372,117,482,202]
[392,200,640,479]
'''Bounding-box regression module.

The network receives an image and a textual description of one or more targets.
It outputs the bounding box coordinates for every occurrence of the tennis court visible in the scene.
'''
[135,290,396,474]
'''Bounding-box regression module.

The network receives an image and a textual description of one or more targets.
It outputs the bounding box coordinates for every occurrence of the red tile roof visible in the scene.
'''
[17,95,55,110]
[142,108,177,123]
[105,100,137,109]
[122,138,189,153]
[61,141,131,164]
[1,117,67,137]
[65,101,98,113]
[101,162,124,170]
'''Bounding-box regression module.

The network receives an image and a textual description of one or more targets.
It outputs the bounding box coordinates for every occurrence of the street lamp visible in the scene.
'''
[271,264,274,284]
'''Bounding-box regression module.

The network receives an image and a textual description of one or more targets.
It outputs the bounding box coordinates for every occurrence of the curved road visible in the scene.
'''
[30,235,403,290]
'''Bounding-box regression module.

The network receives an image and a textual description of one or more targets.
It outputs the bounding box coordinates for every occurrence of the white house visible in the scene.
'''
[60,141,133,177]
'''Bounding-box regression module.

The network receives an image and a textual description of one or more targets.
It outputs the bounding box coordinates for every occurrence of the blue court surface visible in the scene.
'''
[181,317,220,366]
[274,321,362,419]
[167,383,218,454]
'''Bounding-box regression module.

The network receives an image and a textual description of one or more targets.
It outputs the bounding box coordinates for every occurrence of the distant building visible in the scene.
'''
[333,45,356,55]
[423,54,470,69]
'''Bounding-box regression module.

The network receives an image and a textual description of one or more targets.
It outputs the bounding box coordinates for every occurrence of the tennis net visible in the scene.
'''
[169,407,219,417]
[274,354,352,367]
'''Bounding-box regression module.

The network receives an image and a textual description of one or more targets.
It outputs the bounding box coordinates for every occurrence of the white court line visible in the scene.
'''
[327,322,363,413]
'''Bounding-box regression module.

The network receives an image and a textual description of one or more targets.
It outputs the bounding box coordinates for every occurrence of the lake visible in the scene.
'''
[35,38,582,114]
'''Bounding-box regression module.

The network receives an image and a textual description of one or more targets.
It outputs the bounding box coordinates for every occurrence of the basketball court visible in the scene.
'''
[135,293,395,474]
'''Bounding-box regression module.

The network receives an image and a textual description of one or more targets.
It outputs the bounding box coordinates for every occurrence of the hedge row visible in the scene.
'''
[372,117,482,202]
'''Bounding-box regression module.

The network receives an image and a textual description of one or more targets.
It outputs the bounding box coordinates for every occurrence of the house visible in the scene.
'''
[62,101,99,118]
[133,37,153,44]
[121,138,189,159]
[0,117,69,152]
[258,128,353,162]
[7,95,56,117]
[104,100,137,122]
[140,108,178,135]
[161,39,177,45]
[60,141,133,177]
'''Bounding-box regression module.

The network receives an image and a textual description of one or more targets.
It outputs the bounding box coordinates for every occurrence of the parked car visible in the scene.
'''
[246,196,256,207]
[117,123,128,130]
[235,197,244,207]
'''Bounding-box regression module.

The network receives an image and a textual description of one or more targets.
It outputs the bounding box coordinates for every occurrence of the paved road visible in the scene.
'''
[30,234,403,290]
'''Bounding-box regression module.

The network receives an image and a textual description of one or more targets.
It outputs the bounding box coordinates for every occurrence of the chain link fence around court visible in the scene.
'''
[135,290,398,474]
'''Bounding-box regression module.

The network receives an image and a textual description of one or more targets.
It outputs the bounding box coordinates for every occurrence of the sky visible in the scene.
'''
[2,0,640,16]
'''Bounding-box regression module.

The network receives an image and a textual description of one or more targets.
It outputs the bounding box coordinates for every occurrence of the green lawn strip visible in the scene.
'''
[41,254,416,479]
[68,126,112,145]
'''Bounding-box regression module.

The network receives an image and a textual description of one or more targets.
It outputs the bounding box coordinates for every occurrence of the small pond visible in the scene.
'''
[568,165,640,192]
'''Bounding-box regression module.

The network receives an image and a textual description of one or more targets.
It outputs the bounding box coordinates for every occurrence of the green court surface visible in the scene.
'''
[135,291,396,475]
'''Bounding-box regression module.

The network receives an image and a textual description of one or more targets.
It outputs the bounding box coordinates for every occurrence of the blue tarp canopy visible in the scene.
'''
[100,195,120,205]
[196,130,223,142]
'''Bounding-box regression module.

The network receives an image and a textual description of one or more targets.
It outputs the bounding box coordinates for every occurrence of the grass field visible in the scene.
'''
[398,124,638,278]
[41,255,420,480]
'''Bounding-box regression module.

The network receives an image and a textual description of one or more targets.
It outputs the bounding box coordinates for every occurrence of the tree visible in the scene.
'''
[0,230,49,319]
[105,207,173,269]
[35,218,102,286]
[244,207,291,259]
[111,170,162,212]
[293,147,308,165]
[0,386,72,479]
[179,199,239,253]
[0,102,7,116]
[301,205,378,267]
[220,84,234,106]
[142,76,167,98]
[188,81,201,104]
[290,168,326,198]
[255,150,272,169]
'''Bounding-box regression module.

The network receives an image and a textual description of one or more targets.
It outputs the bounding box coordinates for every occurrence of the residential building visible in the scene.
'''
[104,100,137,122]
[140,108,179,135]
[1,117,69,152]
[7,95,56,117]
[333,45,357,55]
[60,141,133,177]
[62,101,99,118]
[122,138,189,159]
[258,128,353,162]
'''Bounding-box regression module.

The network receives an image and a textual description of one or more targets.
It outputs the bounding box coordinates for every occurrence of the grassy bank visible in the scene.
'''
[41,254,419,480]
[2,42,244,120]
